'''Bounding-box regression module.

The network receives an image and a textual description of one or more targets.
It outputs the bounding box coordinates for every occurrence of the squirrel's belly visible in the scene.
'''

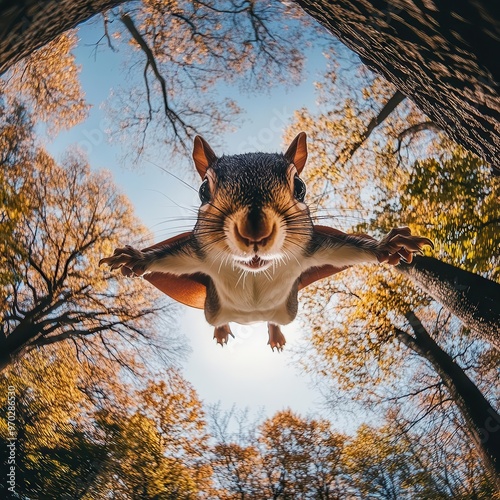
[213,303,295,326]
[207,268,299,326]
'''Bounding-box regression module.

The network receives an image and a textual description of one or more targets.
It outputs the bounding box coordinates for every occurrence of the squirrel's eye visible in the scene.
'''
[199,179,210,204]
[293,176,306,202]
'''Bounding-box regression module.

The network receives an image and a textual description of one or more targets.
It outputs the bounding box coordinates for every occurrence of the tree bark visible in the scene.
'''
[396,311,500,490]
[397,256,500,350]
[0,0,127,75]
[294,0,500,173]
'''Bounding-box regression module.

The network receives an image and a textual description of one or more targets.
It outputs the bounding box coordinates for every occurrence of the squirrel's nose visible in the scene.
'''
[235,210,274,247]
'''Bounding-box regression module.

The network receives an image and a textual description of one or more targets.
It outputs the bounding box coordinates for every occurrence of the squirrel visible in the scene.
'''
[100,133,433,350]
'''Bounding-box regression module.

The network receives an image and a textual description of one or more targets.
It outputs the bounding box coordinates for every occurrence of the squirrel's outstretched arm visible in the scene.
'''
[306,225,433,270]
[99,232,204,277]
[99,232,209,308]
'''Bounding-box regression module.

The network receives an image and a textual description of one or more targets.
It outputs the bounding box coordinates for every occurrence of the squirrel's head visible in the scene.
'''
[192,133,313,272]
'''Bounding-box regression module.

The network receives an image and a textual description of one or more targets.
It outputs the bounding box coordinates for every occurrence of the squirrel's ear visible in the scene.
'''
[193,136,217,178]
[284,132,308,174]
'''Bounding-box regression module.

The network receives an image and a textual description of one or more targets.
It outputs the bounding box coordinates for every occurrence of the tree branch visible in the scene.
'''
[339,89,406,163]
[120,12,193,150]
[393,121,441,155]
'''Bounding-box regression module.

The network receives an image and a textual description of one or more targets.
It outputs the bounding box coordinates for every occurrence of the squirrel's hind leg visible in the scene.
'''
[213,324,234,346]
[268,323,286,352]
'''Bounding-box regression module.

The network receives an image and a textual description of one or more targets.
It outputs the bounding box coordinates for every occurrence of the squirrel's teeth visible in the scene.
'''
[237,255,269,270]
[246,256,263,269]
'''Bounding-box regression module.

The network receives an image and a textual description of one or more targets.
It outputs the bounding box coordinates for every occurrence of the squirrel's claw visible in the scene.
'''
[99,245,147,276]
[376,227,433,265]
[268,323,286,352]
[214,324,234,346]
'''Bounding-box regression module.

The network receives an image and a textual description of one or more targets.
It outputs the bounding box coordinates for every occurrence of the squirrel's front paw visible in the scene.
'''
[99,245,148,276]
[376,227,433,265]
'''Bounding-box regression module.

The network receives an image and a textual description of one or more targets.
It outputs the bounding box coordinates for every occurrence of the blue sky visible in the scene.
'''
[44,17,362,425]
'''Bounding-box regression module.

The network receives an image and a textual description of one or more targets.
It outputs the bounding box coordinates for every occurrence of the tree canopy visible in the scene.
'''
[0,94,185,372]
[1,0,498,170]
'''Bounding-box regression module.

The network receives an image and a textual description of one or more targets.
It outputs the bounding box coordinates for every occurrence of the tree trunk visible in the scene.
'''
[396,312,500,490]
[294,0,500,173]
[0,321,36,372]
[397,256,500,350]
[0,0,127,75]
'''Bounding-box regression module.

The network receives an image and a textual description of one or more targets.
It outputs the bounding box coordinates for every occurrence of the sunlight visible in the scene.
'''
[181,309,319,416]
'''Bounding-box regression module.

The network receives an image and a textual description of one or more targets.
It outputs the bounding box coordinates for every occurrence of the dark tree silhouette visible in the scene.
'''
[397,256,500,350]
[396,311,500,488]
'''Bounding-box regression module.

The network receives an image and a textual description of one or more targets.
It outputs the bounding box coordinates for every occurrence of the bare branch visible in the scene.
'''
[393,121,442,155]
[120,12,194,150]
[103,13,117,52]
[338,90,406,163]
